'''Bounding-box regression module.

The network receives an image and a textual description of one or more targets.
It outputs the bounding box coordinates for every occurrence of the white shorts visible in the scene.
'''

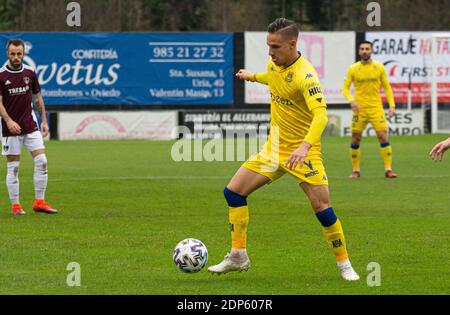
[2,130,45,156]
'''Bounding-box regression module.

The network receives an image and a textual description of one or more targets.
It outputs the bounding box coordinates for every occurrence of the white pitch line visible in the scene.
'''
[333,175,450,179]
[44,176,230,182]
[13,174,450,183]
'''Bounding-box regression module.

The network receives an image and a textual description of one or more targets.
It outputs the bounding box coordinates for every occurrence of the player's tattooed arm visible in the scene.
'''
[33,93,49,137]
[0,95,21,134]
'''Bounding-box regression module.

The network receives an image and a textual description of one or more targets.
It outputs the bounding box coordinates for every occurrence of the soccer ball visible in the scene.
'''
[173,238,208,273]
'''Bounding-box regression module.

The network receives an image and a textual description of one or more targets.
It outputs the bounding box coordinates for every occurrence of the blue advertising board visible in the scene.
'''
[0,33,234,105]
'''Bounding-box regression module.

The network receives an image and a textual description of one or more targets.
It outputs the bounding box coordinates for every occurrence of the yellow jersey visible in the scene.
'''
[343,60,395,110]
[255,55,327,153]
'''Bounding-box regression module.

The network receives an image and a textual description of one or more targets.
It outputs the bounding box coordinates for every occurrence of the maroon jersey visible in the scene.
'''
[0,64,41,136]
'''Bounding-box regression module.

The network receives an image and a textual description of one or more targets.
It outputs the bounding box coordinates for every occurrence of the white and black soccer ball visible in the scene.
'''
[173,238,208,273]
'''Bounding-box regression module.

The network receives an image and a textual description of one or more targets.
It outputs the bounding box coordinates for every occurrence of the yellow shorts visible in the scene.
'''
[351,108,388,132]
[242,144,328,186]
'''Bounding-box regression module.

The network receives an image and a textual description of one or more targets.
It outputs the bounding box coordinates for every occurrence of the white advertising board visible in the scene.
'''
[59,111,178,140]
[366,32,450,103]
[325,109,424,137]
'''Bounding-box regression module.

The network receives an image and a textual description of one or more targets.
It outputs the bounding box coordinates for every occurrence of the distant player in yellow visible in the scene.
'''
[208,18,359,281]
[343,40,398,179]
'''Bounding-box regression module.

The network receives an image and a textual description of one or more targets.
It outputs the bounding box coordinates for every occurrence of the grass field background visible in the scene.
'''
[0,134,448,294]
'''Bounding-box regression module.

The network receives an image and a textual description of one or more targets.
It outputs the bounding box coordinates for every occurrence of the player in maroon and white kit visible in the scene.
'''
[0,39,58,215]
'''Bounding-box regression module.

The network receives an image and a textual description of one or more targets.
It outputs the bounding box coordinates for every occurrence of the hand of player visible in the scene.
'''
[41,121,49,138]
[429,138,450,161]
[285,142,312,170]
[6,120,21,135]
[350,101,360,113]
[388,107,396,118]
[235,69,255,82]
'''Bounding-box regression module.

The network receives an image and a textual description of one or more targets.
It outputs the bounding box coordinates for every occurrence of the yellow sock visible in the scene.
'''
[380,143,393,170]
[349,146,361,171]
[323,219,348,262]
[229,206,249,249]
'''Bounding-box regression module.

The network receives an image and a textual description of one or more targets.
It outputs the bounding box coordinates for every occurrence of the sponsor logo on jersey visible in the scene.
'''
[270,92,293,106]
[285,71,293,82]
[355,77,378,84]
[305,82,320,89]
[305,73,313,79]
[8,85,30,95]
[308,86,322,96]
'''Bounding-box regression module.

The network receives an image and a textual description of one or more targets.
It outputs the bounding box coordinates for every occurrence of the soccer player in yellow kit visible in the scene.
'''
[208,18,359,281]
[343,41,398,179]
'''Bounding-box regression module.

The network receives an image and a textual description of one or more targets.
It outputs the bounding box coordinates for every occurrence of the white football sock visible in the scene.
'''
[34,154,48,200]
[7,161,20,204]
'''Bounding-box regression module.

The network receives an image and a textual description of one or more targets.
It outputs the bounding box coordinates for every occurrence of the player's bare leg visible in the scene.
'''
[30,148,58,214]
[208,167,270,274]
[6,155,25,215]
[349,132,362,179]
[300,183,360,281]
[227,166,271,196]
[376,130,397,178]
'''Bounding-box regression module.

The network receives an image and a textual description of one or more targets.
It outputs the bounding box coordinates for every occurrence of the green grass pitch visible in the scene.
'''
[0,134,448,294]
